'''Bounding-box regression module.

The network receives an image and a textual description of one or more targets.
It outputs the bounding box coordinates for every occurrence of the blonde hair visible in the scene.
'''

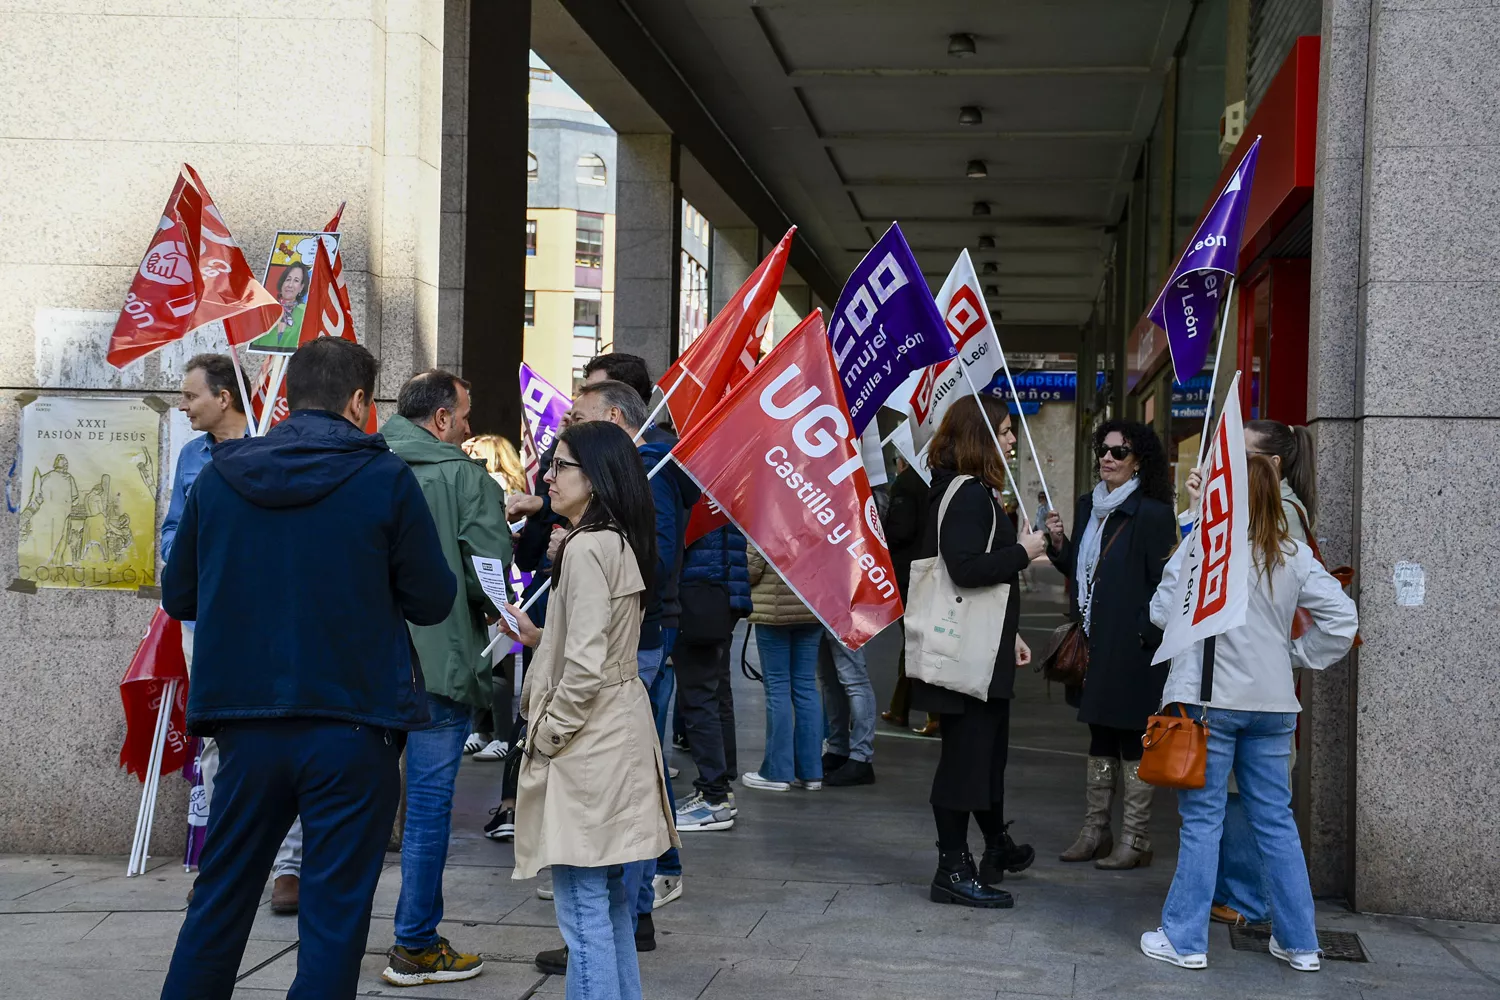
[463,434,525,493]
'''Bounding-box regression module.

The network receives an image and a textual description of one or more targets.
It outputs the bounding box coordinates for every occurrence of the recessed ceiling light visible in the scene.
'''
[981,261,999,275]
[972,201,991,216]
[984,284,1000,297]
[958,105,983,126]
[966,159,988,179]
[978,235,996,250]
[948,33,977,58]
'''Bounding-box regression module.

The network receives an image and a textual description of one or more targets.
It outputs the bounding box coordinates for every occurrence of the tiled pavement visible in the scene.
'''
[3,569,1497,998]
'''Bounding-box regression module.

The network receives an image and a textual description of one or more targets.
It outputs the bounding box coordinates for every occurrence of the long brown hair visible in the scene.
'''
[1246,419,1316,526]
[1247,454,1290,580]
[926,395,1011,490]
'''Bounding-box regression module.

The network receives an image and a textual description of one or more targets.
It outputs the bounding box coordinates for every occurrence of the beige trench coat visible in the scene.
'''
[512,528,678,880]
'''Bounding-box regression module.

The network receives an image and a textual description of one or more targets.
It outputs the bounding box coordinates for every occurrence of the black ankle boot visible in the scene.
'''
[979,822,1036,886]
[930,846,1014,908]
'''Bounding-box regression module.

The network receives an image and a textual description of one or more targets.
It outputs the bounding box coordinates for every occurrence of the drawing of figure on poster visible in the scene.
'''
[247,231,340,354]
[16,397,161,590]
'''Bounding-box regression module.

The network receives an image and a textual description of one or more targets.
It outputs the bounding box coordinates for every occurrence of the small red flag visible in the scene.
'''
[119,609,191,781]
[671,311,902,649]
[107,166,280,368]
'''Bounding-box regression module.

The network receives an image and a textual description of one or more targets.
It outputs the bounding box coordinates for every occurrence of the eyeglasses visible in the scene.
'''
[1095,445,1133,461]
[548,457,582,475]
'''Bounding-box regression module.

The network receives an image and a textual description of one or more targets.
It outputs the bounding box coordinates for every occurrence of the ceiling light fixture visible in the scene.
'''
[966,159,988,179]
[972,201,991,217]
[948,33,977,58]
[984,284,1000,297]
[978,235,996,250]
[981,261,999,276]
[958,105,983,126]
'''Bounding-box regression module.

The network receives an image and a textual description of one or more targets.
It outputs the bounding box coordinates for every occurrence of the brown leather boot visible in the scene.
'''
[1059,756,1116,862]
[1095,760,1154,869]
[271,874,299,914]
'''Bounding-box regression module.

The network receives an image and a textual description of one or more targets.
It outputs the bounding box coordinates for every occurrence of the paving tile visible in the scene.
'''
[369,859,531,924]
[238,949,544,997]
[696,966,1001,1000]
[793,943,1075,997]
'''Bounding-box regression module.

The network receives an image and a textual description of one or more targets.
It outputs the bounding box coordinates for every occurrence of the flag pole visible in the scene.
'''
[224,340,259,438]
[257,356,289,435]
[1194,276,1237,470]
[480,443,676,658]
[989,328,1055,513]
[642,370,689,434]
[959,364,1033,534]
[126,679,175,877]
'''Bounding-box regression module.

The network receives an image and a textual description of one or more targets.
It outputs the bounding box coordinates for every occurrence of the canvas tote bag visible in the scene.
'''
[902,475,1011,700]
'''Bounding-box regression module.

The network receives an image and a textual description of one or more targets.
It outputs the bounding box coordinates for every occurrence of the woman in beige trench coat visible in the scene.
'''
[500,420,677,1000]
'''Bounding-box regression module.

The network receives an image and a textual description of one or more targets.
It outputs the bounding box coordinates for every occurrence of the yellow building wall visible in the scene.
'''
[524,207,614,394]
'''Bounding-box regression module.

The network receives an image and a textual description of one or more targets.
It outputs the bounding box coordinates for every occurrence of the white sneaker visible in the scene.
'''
[463,732,486,754]
[1269,936,1321,972]
[473,740,509,761]
[1140,929,1207,969]
[675,793,735,831]
[652,874,683,909]
[792,778,823,791]
[741,771,791,792]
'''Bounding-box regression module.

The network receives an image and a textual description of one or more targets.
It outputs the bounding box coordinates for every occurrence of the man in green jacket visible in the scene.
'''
[379,369,512,987]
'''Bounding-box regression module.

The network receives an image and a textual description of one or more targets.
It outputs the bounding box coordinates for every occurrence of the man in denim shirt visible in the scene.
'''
[161,354,302,914]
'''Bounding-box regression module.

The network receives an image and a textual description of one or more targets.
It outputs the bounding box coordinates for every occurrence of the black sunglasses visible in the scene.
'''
[1095,444,1133,461]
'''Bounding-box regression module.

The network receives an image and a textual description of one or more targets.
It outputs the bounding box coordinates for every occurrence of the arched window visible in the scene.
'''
[527,152,538,179]
[576,154,607,186]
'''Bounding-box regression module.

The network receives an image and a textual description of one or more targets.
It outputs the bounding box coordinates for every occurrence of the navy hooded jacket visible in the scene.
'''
[162,409,456,733]
[680,524,750,616]
[639,426,701,643]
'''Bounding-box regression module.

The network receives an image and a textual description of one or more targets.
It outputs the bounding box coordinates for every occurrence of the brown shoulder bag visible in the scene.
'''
[1138,638,1215,789]
[1041,521,1123,686]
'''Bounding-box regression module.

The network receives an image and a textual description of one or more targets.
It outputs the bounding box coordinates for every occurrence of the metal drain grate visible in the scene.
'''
[1228,923,1369,962]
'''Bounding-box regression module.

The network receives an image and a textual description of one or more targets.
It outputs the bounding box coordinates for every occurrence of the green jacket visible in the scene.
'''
[382,414,512,708]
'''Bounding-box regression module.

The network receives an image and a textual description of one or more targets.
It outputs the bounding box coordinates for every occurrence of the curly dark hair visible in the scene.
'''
[1093,419,1173,504]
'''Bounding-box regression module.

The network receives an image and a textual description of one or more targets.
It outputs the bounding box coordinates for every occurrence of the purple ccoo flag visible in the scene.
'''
[1148,136,1262,383]
[829,222,957,433]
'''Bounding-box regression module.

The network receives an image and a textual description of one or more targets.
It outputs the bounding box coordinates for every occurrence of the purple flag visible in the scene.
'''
[1148,137,1262,383]
[519,362,572,492]
[182,737,207,870]
[829,222,957,433]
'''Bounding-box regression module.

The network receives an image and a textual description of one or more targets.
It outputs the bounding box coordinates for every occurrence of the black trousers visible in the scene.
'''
[930,698,1011,814]
[161,720,402,1000]
[672,638,737,799]
[1088,723,1144,762]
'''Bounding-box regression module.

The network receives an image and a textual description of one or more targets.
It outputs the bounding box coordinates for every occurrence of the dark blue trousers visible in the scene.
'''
[160,719,403,1000]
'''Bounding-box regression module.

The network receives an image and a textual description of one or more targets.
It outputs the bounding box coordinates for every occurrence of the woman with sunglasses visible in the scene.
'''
[499,421,677,1000]
[1044,420,1176,870]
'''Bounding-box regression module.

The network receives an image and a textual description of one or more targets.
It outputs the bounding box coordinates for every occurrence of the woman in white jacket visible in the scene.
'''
[1139,456,1357,973]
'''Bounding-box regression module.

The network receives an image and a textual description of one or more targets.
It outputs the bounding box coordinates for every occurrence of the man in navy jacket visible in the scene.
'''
[159,338,456,1000]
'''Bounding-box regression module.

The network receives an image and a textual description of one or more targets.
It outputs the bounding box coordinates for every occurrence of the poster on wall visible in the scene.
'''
[16,397,161,590]
[246,231,340,355]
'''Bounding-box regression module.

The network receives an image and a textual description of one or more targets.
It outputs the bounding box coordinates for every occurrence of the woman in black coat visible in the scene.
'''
[910,396,1048,908]
[1045,419,1176,871]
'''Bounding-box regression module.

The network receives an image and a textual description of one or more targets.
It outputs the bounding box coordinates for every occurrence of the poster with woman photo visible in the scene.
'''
[246,230,340,354]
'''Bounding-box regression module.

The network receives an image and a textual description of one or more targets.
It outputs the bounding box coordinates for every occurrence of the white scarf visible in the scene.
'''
[1078,476,1139,635]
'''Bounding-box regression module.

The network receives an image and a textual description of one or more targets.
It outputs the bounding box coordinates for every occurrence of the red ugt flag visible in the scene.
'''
[669,228,794,545]
[119,609,191,781]
[672,311,903,650]
[107,165,280,368]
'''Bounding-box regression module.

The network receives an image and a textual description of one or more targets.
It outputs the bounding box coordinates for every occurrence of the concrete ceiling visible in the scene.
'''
[534,0,1196,339]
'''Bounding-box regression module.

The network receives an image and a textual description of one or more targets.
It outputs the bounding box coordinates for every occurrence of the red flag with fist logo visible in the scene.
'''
[107,165,280,368]
[672,311,902,649]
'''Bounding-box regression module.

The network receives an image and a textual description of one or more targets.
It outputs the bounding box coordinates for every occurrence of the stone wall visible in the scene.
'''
[0,1,457,854]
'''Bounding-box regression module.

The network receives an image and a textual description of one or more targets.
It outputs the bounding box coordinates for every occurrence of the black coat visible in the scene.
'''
[910,469,1030,715]
[884,466,928,602]
[1046,487,1176,731]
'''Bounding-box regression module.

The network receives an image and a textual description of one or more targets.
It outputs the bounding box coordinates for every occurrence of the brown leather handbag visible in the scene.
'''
[1042,523,1124,686]
[1139,637,1216,789]
[1288,506,1362,647]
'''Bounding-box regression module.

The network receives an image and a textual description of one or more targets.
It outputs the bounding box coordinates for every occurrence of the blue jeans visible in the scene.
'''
[819,630,876,763]
[394,693,471,949]
[1216,792,1271,923]
[1162,708,1318,956]
[754,623,825,782]
[552,864,642,1000]
[631,643,677,921]
[161,720,401,999]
